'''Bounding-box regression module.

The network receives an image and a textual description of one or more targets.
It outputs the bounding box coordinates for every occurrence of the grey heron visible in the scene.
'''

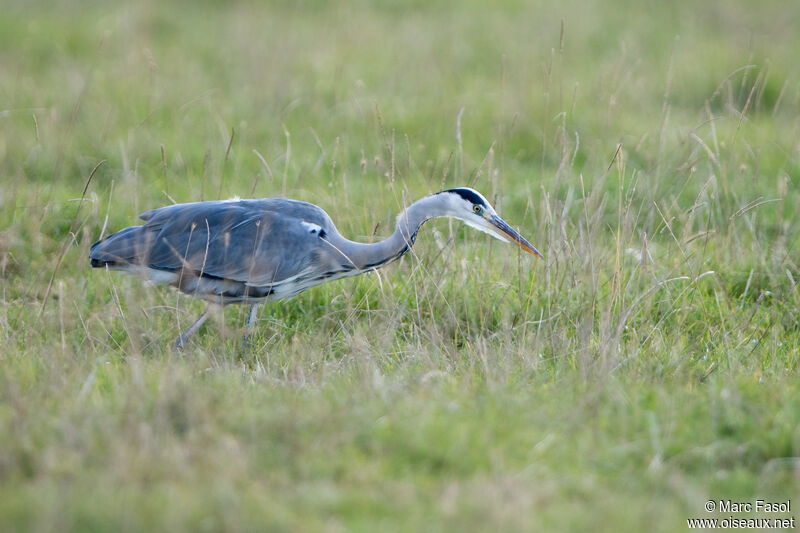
[90,187,542,348]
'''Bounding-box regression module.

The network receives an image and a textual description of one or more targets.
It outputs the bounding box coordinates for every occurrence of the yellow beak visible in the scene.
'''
[489,215,543,259]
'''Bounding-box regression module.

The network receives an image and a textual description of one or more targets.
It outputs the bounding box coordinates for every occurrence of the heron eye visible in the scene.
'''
[473,205,483,214]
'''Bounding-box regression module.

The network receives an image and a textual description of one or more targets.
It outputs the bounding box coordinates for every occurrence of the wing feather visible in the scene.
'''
[97,199,335,286]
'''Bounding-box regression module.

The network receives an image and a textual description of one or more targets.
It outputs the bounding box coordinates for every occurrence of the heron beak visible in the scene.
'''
[489,215,543,259]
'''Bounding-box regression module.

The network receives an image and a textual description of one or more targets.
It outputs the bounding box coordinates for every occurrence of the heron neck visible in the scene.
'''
[335,195,443,271]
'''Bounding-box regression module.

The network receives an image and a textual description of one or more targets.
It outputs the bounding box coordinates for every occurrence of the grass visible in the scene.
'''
[2,0,800,530]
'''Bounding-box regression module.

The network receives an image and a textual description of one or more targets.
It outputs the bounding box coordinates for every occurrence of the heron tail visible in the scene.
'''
[89,226,149,268]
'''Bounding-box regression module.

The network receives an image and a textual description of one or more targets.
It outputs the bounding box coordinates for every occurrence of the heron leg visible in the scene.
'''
[241,303,261,348]
[174,306,210,350]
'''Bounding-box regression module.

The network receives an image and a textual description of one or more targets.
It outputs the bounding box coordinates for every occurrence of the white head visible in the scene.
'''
[433,187,543,259]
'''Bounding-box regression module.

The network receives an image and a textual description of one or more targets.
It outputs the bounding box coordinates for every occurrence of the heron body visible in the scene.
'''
[90,188,542,348]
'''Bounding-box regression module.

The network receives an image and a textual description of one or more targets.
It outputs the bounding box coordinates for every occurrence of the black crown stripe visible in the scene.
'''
[440,188,487,207]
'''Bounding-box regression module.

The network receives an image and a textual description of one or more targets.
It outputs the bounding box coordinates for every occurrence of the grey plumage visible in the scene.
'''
[92,199,345,302]
[90,188,542,348]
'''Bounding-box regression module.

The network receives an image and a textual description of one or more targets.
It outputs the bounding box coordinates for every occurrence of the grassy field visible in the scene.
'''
[2,0,800,530]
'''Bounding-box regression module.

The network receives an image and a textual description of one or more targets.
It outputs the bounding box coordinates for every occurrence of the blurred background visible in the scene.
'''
[1,0,799,531]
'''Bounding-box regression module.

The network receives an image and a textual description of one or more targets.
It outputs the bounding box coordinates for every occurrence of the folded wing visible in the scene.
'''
[90,199,334,287]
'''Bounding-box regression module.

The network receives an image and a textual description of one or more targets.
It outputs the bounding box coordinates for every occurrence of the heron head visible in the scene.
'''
[437,187,543,259]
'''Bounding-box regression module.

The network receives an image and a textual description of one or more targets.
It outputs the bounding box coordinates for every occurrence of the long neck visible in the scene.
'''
[332,195,443,271]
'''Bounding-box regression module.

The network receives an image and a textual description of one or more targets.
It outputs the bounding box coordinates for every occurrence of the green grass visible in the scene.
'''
[2,0,800,530]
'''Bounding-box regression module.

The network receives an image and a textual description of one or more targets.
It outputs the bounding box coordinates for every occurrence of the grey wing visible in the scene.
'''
[96,200,337,286]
